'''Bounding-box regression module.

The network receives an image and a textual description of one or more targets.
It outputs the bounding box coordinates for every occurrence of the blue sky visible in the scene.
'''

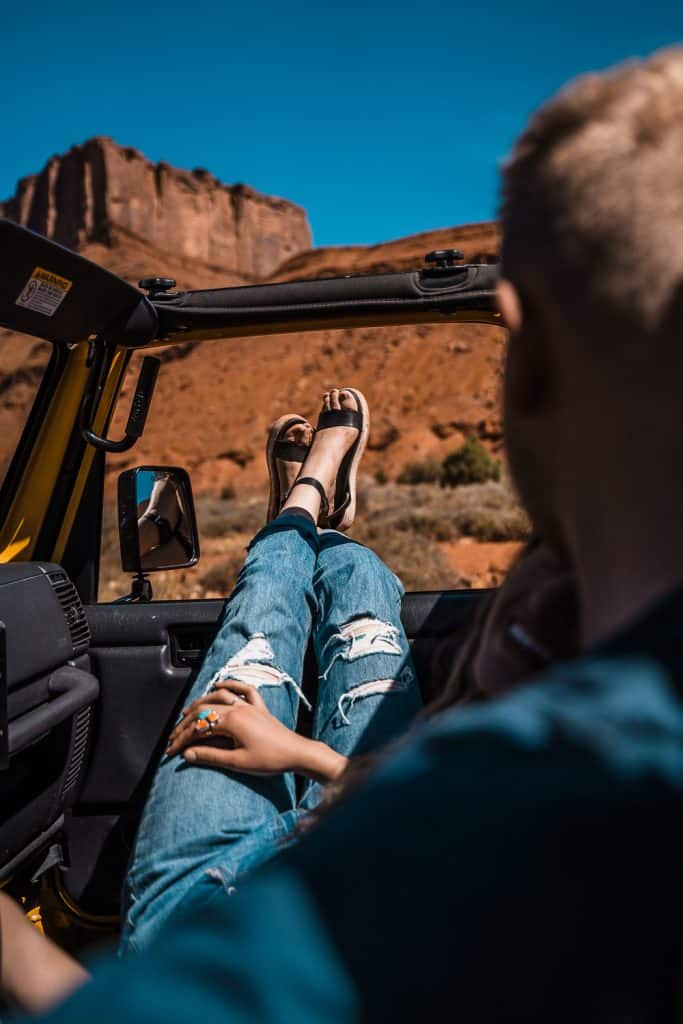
[2,1,681,247]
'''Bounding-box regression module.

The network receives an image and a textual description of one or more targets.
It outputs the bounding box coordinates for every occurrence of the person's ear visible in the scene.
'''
[499,278,553,416]
[496,278,523,332]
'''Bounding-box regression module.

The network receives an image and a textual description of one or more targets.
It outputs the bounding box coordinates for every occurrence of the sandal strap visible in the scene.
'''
[273,439,309,463]
[287,476,329,513]
[317,409,362,431]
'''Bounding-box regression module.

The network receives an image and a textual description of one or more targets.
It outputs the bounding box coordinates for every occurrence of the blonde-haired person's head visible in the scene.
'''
[497,48,683,645]
[501,47,683,331]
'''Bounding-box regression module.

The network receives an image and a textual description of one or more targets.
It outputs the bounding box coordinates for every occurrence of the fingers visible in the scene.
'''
[183,746,247,768]
[166,718,202,756]
[174,691,238,738]
[167,703,236,756]
[180,684,248,720]
[212,679,267,709]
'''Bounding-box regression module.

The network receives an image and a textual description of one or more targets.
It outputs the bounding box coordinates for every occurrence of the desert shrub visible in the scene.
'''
[197,495,265,538]
[441,436,500,488]
[393,511,459,543]
[199,552,246,595]
[396,457,443,485]
[220,483,236,501]
[446,482,530,541]
[374,468,389,485]
[354,519,463,591]
[453,506,529,542]
[355,480,530,551]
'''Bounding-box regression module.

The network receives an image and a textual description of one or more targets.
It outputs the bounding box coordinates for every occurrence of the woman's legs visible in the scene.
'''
[152,535,423,920]
[120,514,319,955]
[120,389,382,951]
[300,532,422,810]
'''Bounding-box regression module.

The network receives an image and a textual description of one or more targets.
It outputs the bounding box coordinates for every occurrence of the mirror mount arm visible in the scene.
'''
[79,340,160,453]
[113,572,153,604]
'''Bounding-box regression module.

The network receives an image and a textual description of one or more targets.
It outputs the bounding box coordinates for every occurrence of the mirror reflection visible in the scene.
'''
[136,470,195,571]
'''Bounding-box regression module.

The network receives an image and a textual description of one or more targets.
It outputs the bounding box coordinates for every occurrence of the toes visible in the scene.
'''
[339,388,357,412]
[286,421,312,446]
[323,391,331,412]
[330,388,341,411]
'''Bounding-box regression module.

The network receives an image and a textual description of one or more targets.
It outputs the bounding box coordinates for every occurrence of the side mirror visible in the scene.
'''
[118,467,200,583]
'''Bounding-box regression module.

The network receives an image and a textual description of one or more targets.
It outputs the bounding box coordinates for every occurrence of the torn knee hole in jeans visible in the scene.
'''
[319,616,403,681]
[337,666,415,725]
[203,632,311,709]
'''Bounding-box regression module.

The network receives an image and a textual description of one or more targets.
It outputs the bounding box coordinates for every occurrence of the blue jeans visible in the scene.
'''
[119,515,421,954]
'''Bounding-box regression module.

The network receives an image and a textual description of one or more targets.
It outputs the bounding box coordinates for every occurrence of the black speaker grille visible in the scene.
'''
[62,705,92,797]
[47,572,91,656]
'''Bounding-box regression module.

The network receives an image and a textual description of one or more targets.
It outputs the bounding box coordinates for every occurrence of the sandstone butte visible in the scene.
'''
[0,136,312,281]
[0,138,505,499]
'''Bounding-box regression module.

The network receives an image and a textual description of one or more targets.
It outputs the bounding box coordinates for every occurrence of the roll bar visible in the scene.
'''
[0,219,501,351]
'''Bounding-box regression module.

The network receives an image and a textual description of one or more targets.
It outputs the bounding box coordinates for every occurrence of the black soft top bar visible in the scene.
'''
[0,219,501,348]
[153,264,500,341]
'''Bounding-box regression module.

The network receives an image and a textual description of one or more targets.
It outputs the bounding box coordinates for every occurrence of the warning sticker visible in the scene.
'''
[15,267,72,317]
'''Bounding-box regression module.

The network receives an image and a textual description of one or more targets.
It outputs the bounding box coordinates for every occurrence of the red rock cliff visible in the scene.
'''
[0,137,312,280]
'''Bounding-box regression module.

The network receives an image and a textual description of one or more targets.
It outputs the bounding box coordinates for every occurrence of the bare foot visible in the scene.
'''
[282,389,361,522]
[0,891,88,1012]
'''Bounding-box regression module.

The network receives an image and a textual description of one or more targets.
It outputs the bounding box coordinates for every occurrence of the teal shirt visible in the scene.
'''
[42,592,683,1022]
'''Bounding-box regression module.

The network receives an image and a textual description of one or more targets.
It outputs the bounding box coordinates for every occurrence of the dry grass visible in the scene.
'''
[358,479,530,542]
[199,552,247,592]
[198,494,266,538]
[99,479,529,600]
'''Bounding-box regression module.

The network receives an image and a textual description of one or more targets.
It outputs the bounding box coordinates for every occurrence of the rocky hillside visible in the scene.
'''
[274,220,500,280]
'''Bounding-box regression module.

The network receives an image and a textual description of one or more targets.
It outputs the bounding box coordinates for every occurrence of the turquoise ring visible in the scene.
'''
[195,708,220,733]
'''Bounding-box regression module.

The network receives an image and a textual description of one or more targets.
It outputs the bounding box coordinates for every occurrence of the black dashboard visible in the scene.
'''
[0,563,98,881]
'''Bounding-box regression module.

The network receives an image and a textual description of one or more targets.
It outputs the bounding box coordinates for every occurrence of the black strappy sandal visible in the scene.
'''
[316,388,370,532]
[266,415,313,522]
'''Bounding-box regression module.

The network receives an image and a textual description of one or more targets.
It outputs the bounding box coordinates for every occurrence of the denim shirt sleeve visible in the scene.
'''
[39,869,358,1024]
[38,658,683,1024]
[285,658,683,1021]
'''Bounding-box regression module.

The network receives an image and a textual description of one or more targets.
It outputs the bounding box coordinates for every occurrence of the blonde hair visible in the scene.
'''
[501,48,683,329]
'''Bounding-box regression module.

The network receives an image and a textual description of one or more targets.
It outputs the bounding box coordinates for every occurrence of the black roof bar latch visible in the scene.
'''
[424,249,465,269]
[139,277,177,301]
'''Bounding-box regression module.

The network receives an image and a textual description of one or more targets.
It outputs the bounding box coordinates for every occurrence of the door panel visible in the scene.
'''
[80,646,189,806]
[80,601,223,808]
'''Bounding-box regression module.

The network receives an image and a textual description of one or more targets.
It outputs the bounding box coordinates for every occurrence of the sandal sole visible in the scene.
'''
[330,387,370,532]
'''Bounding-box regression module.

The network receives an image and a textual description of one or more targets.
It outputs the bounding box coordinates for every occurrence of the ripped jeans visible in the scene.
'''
[119,514,421,954]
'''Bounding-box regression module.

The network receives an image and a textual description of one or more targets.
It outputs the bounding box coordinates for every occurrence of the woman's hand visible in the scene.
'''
[167,680,347,782]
